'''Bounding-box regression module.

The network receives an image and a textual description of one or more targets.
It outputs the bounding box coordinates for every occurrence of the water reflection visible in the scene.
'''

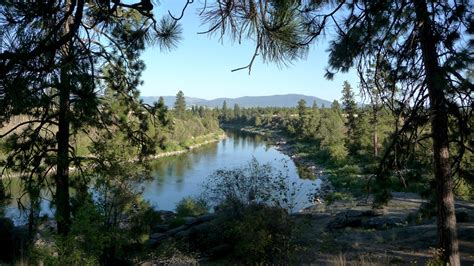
[3,130,320,224]
[142,130,320,212]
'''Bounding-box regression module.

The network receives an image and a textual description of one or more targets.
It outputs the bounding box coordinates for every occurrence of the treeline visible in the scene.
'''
[153,91,222,152]
[218,81,473,202]
[219,82,394,164]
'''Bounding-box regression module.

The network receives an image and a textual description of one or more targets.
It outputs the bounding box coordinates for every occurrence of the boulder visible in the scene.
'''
[152,224,170,233]
[362,217,406,229]
[156,210,176,223]
[328,212,363,229]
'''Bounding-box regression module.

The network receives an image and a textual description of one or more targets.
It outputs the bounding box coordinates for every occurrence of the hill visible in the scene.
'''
[141,94,332,108]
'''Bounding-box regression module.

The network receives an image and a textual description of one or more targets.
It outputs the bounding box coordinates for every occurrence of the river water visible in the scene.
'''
[4,130,320,224]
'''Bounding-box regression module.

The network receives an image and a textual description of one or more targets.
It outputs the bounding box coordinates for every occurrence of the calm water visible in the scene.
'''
[4,130,320,224]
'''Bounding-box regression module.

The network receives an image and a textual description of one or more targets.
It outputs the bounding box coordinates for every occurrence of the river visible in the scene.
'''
[3,130,320,224]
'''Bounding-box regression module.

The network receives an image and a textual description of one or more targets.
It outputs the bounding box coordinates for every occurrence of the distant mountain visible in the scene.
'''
[141,94,332,108]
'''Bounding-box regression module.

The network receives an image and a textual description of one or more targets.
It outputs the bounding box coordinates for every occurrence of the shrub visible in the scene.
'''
[184,201,295,264]
[225,203,294,263]
[325,192,355,205]
[204,158,301,212]
[180,159,301,263]
[175,197,209,217]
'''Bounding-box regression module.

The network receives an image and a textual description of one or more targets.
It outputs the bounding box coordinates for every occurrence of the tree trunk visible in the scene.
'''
[372,105,379,158]
[56,70,71,236]
[414,0,459,265]
[373,130,378,157]
[55,1,73,236]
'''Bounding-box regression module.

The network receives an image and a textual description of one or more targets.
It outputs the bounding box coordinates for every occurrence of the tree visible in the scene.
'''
[221,100,229,122]
[0,1,181,235]
[174,90,186,117]
[317,1,472,263]
[233,103,241,121]
[341,81,358,143]
[318,108,347,163]
[311,101,318,112]
[297,99,307,118]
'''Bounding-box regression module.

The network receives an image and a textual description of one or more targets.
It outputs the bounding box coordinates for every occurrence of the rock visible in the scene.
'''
[181,214,217,227]
[362,217,406,229]
[148,233,167,247]
[156,210,176,223]
[456,210,469,222]
[362,209,385,217]
[166,225,189,236]
[328,212,363,229]
[194,214,217,223]
[183,217,198,226]
[345,210,365,218]
[152,224,170,233]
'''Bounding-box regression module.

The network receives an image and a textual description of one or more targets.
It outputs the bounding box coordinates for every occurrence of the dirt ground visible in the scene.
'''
[293,192,474,265]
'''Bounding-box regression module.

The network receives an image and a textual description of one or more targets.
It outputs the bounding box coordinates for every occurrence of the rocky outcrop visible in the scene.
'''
[148,213,217,247]
[327,209,408,230]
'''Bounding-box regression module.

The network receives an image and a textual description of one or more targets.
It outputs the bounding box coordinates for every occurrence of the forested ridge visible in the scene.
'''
[0,0,472,264]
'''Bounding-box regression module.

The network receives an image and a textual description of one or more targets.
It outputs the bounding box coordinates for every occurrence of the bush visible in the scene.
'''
[222,202,294,263]
[204,158,301,211]
[184,201,295,264]
[325,192,355,205]
[178,159,301,263]
[175,197,209,217]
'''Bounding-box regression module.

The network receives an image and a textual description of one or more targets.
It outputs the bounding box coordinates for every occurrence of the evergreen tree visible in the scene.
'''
[174,91,186,117]
[0,3,180,235]
[221,100,229,122]
[297,99,307,117]
[313,1,472,262]
[233,103,241,121]
[341,81,359,153]
[311,101,318,112]
[319,108,348,163]
[341,81,358,138]
[330,100,342,116]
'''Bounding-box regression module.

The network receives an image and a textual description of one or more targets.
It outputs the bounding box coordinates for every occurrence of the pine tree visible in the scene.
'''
[233,103,241,121]
[314,1,472,263]
[341,81,358,137]
[319,108,348,163]
[221,100,229,122]
[174,91,186,117]
[0,2,180,235]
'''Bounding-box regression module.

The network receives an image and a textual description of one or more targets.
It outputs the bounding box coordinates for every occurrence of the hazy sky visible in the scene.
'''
[139,1,359,102]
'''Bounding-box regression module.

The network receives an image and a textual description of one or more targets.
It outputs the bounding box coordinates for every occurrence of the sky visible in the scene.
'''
[139,1,359,102]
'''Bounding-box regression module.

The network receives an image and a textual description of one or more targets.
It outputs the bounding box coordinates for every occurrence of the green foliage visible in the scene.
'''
[454,178,474,201]
[175,197,209,217]
[175,160,300,263]
[204,158,301,211]
[318,108,348,163]
[174,91,186,117]
[325,192,355,205]
[219,203,294,263]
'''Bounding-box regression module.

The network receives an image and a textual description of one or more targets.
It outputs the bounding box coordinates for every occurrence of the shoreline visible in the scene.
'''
[147,132,227,160]
[0,132,227,180]
[222,124,334,205]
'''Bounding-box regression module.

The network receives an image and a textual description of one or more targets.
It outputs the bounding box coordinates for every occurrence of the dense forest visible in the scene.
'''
[0,0,472,264]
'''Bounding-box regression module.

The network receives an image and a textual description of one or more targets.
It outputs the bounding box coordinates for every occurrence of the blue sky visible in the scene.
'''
[139,1,359,102]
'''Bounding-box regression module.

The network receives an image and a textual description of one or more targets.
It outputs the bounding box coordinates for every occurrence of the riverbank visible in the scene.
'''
[220,124,474,264]
[147,132,226,160]
[221,124,333,203]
